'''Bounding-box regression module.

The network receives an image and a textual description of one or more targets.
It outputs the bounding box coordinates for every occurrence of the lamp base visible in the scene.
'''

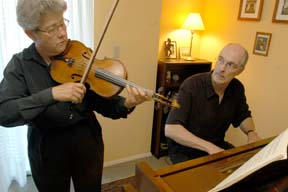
[183,56,197,61]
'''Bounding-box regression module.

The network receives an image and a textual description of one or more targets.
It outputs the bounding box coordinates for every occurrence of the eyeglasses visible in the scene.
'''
[36,18,69,36]
[216,56,242,71]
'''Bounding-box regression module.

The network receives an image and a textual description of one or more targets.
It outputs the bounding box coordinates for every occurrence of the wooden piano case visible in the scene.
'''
[135,137,288,192]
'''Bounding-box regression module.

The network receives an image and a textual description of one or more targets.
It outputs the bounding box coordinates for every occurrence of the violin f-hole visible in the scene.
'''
[82,51,90,60]
[71,73,82,80]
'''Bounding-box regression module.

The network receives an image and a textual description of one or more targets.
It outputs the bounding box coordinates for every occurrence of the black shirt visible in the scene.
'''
[166,72,251,153]
[0,43,132,130]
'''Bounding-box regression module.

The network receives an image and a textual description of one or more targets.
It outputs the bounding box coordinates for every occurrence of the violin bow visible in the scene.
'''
[80,0,120,84]
[79,0,180,109]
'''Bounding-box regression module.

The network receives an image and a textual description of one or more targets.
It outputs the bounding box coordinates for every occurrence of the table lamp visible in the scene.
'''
[182,13,205,60]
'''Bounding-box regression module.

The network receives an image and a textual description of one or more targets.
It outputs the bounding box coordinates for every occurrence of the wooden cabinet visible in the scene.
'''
[151,59,212,158]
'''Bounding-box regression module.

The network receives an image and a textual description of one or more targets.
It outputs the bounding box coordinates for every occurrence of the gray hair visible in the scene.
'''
[16,0,67,30]
[240,48,249,67]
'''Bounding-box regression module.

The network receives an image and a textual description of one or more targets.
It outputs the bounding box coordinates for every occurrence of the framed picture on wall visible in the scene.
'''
[164,38,177,59]
[253,32,272,56]
[238,0,264,21]
[272,0,288,23]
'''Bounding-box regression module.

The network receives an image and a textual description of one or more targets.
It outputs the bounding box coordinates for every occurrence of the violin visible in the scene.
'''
[50,0,179,108]
[50,40,180,108]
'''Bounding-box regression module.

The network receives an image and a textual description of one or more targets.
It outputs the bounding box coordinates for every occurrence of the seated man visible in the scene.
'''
[165,43,261,164]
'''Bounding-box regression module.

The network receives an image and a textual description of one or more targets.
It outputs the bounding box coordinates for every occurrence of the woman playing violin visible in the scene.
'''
[0,0,150,191]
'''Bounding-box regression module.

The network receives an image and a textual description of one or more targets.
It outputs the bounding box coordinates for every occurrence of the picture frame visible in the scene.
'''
[238,0,264,21]
[179,47,191,59]
[272,0,288,23]
[164,39,177,59]
[253,32,272,56]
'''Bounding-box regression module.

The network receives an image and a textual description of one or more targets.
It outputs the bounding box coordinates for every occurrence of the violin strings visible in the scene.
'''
[56,51,176,107]
[64,58,174,102]
[70,59,138,88]
[95,68,149,92]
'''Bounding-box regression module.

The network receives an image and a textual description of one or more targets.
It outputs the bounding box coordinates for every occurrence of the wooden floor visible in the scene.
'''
[101,176,136,192]
[9,155,169,192]
[9,176,136,192]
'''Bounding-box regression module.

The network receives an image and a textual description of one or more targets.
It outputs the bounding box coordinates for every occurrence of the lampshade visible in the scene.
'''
[182,13,205,31]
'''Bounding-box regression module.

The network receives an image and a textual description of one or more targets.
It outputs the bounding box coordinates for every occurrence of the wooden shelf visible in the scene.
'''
[150,59,212,158]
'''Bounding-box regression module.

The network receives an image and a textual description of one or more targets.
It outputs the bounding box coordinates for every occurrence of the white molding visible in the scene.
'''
[104,152,152,167]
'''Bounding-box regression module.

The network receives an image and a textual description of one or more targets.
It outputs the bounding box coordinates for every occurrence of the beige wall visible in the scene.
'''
[94,0,161,162]
[158,0,206,59]
[200,0,288,146]
[158,0,288,146]
[95,0,288,163]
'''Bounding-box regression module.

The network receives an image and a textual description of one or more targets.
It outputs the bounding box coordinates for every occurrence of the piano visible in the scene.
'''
[135,137,288,192]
